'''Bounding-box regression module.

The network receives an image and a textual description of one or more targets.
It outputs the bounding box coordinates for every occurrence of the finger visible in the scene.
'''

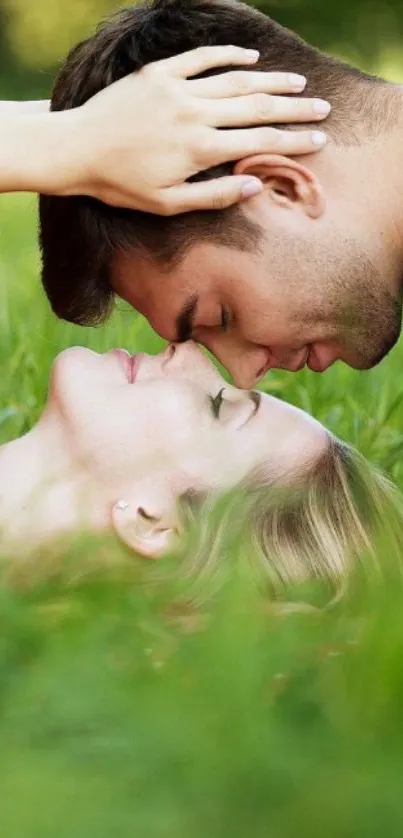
[207,126,327,166]
[155,45,260,78]
[191,70,307,98]
[204,94,331,128]
[158,176,265,214]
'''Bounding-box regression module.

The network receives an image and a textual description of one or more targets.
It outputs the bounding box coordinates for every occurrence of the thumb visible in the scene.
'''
[162,176,264,214]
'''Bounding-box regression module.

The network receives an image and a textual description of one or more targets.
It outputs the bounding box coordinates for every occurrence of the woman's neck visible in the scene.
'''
[0,412,109,552]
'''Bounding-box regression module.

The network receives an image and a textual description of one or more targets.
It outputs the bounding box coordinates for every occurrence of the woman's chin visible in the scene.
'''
[47,347,101,416]
[51,345,97,377]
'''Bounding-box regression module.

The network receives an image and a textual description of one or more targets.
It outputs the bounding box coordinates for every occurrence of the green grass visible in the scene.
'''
[1,192,403,836]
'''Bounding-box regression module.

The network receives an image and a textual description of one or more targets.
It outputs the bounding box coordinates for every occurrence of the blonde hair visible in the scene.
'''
[179,437,403,593]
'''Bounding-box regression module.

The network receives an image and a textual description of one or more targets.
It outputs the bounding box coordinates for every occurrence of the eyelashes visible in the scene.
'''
[210,388,225,419]
[221,306,230,332]
[209,388,260,427]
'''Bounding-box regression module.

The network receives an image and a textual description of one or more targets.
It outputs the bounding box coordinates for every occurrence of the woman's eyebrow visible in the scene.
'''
[244,391,261,426]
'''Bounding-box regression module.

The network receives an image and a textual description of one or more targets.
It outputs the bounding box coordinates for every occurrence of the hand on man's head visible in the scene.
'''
[68,44,327,214]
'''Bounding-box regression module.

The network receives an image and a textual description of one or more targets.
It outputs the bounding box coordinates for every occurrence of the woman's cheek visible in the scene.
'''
[100,394,201,468]
[144,387,206,443]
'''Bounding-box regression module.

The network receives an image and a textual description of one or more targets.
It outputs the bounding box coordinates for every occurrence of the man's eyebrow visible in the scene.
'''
[175,295,199,343]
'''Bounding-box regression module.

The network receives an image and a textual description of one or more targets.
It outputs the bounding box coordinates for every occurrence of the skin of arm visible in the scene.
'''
[0,108,82,194]
[0,100,50,114]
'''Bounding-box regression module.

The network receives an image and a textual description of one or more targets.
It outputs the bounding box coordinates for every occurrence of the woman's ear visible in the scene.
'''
[234,154,325,219]
[111,488,181,558]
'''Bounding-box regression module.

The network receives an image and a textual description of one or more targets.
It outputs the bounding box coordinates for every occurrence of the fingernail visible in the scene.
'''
[241,179,263,199]
[244,49,260,61]
[289,73,306,89]
[313,98,331,116]
[311,131,327,146]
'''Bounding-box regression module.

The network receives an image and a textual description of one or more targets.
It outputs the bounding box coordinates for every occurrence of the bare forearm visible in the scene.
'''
[0,109,80,194]
[0,100,50,115]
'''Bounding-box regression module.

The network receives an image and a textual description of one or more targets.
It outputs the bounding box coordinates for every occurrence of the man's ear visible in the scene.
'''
[234,154,325,219]
[111,486,181,559]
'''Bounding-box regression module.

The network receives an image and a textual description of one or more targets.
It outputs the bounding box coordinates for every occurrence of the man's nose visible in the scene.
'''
[197,333,267,389]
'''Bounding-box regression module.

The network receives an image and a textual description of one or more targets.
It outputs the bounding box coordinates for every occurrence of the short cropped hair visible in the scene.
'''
[39,0,388,326]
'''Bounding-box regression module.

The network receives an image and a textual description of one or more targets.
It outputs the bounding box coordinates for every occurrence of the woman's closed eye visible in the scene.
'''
[209,388,261,428]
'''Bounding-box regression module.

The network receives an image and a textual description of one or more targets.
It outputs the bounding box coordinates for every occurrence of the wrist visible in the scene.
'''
[28,109,85,195]
[0,108,86,195]
[36,107,102,198]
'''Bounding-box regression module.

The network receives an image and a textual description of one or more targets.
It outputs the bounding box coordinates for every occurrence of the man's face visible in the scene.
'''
[112,219,402,390]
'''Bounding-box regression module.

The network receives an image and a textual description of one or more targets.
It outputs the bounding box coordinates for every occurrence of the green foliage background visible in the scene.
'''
[2,0,403,834]
[1,0,403,96]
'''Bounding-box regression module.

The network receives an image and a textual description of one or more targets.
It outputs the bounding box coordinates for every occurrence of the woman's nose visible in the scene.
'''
[161,343,177,365]
[162,341,205,370]
[162,342,228,389]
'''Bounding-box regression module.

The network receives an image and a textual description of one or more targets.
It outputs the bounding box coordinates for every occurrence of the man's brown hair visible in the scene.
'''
[39,0,385,326]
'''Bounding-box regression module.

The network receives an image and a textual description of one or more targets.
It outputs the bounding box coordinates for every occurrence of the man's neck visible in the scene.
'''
[308,86,403,299]
[373,85,403,251]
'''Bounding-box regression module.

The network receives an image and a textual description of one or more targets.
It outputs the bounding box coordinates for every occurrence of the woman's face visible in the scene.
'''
[50,342,328,499]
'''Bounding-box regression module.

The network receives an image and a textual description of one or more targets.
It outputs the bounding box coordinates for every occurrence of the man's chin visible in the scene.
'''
[308,341,396,373]
[346,342,398,371]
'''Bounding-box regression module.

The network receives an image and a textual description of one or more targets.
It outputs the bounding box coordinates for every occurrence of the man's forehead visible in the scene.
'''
[112,246,220,305]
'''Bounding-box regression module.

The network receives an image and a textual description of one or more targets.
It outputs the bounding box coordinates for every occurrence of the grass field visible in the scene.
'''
[1,192,403,836]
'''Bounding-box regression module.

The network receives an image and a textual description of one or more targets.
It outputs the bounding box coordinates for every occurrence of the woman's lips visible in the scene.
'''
[110,349,140,383]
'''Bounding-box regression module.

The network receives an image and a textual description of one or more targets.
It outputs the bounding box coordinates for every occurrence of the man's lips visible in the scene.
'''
[307,352,324,373]
[258,346,310,378]
[259,345,339,375]
[110,349,140,383]
[306,347,337,373]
